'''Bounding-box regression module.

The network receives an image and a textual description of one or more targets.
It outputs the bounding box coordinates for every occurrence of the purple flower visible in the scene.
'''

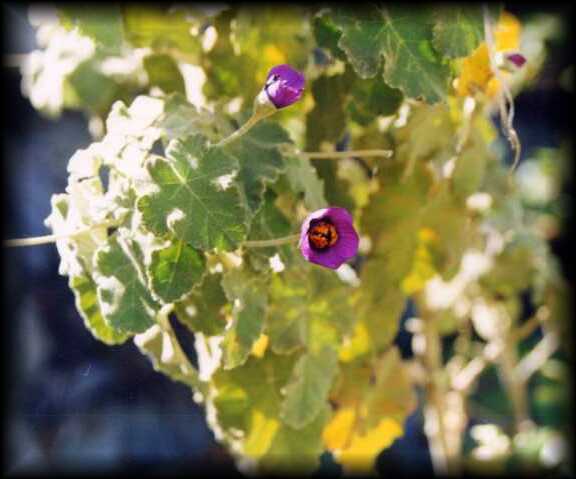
[264,64,305,109]
[506,53,527,69]
[299,207,359,270]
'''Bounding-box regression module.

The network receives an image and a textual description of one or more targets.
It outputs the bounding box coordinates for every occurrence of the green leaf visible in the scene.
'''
[305,69,357,211]
[312,12,347,61]
[143,53,186,95]
[433,5,484,58]
[93,233,160,334]
[267,270,311,354]
[221,267,269,369]
[393,103,456,173]
[422,186,469,280]
[134,322,206,395]
[210,352,297,459]
[280,346,339,429]
[283,155,327,211]
[137,134,248,251]
[306,72,353,150]
[273,268,353,427]
[361,348,417,428]
[480,235,538,298]
[332,347,416,427]
[174,273,228,336]
[148,239,206,304]
[159,93,222,142]
[267,266,355,356]
[67,59,121,118]
[348,76,403,126]
[69,272,131,345]
[354,162,434,354]
[452,115,493,200]
[58,6,124,54]
[432,6,484,58]
[224,119,290,215]
[330,6,451,102]
[245,191,297,273]
[260,405,331,474]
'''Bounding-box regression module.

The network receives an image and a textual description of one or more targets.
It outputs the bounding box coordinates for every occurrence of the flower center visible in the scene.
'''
[308,220,338,250]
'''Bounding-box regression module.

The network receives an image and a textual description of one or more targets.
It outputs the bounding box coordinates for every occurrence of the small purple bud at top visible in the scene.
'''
[506,53,526,69]
[299,207,359,270]
[264,64,305,109]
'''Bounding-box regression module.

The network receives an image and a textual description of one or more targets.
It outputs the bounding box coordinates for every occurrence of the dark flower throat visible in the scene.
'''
[308,220,338,251]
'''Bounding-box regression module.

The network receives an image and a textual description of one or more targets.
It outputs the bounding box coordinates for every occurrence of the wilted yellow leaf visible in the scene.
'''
[323,407,403,473]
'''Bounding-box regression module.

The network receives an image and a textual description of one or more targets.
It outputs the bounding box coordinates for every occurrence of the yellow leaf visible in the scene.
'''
[323,407,403,473]
[495,12,521,51]
[243,409,280,458]
[338,320,371,362]
[455,11,521,98]
[250,333,269,358]
[401,228,437,295]
[323,407,356,450]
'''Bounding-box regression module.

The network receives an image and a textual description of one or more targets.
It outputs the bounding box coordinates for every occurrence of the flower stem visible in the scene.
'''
[243,234,300,248]
[296,149,393,160]
[4,221,118,247]
[214,108,274,148]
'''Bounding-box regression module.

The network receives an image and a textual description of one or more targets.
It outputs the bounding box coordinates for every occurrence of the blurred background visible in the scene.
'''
[2,2,573,476]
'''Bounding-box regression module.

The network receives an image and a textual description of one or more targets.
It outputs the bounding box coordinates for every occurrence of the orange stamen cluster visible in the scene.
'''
[308,220,338,250]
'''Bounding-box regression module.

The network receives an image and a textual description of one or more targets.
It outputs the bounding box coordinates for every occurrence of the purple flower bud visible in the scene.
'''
[264,64,305,109]
[506,53,527,69]
[299,207,359,270]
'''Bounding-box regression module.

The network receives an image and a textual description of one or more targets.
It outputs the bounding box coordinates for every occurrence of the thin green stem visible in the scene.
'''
[242,234,300,248]
[214,107,274,148]
[4,221,118,247]
[295,149,393,160]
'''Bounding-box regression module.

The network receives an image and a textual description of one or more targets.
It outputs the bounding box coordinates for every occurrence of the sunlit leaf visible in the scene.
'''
[93,232,160,334]
[69,271,131,345]
[137,134,248,251]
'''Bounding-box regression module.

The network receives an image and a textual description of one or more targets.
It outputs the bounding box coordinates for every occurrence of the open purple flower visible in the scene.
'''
[299,207,359,270]
[264,64,305,109]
